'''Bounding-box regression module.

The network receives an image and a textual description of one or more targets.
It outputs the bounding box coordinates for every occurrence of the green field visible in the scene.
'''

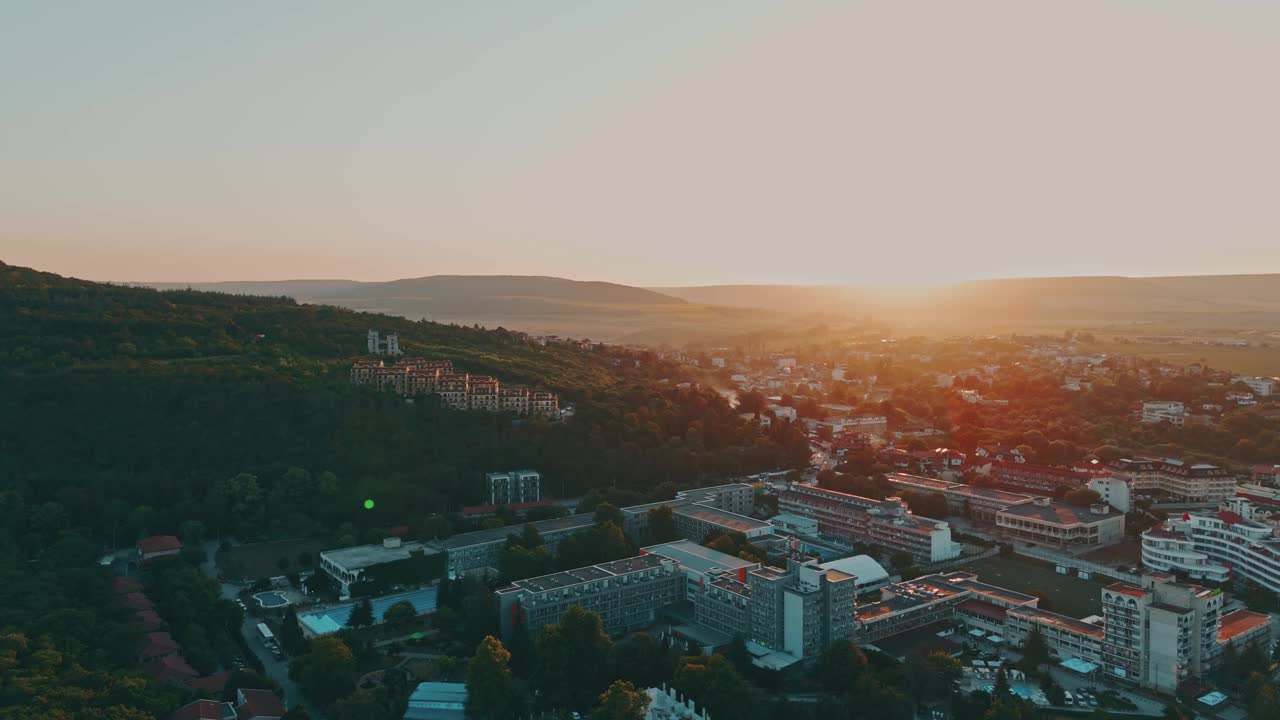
[961,555,1107,619]
[221,538,330,580]
[1089,338,1280,376]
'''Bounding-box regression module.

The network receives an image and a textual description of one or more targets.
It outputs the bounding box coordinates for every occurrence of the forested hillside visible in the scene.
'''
[0,262,807,718]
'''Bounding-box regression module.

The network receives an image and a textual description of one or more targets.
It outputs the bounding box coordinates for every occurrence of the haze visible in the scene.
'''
[4,0,1278,287]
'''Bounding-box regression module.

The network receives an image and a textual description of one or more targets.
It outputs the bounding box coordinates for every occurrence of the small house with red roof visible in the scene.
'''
[146,654,199,683]
[137,535,183,562]
[168,699,236,720]
[140,631,181,660]
[235,688,286,720]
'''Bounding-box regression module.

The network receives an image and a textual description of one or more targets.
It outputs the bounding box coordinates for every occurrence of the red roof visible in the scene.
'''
[135,609,164,631]
[185,671,232,694]
[141,631,181,659]
[957,599,1008,622]
[1218,609,1271,643]
[123,592,155,611]
[146,654,199,681]
[113,576,144,594]
[137,535,183,555]
[461,500,555,517]
[1217,510,1244,526]
[169,699,232,720]
[236,689,286,720]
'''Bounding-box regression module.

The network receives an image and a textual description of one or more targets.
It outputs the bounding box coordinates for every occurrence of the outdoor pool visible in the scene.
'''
[979,685,1043,703]
[254,591,290,608]
[299,588,437,635]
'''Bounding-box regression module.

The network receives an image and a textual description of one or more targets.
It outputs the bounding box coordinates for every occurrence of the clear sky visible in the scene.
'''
[3,1,1278,287]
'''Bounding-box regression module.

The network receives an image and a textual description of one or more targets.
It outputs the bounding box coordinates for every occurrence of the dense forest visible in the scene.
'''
[0,262,805,717]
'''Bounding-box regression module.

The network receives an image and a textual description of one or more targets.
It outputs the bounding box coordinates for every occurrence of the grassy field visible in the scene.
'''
[961,555,1107,619]
[1088,338,1280,376]
[221,538,330,580]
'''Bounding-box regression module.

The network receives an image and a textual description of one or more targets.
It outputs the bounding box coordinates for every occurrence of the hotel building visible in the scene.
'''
[996,497,1125,549]
[1107,458,1235,503]
[1141,497,1280,592]
[778,485,961,563]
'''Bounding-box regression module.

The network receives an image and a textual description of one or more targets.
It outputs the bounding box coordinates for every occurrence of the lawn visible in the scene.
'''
[961,555,1106,619]
[220,537,330,580]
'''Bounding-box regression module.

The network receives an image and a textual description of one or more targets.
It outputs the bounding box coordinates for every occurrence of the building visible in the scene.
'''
[1141,498,1280,592]
[367,329,402,356]
[853,571,1039,643]
[818,554,891,594]
[620,484,755,544]
[1101,575,1223,693]
[976,460,1102,495]
[643,686,710,720]
[1089,476,1132,513]
[350,358,559,418]
[886,473,1037,521]
[496,554,684,639]
[319,538,442,596]
[485,470,541,506]
[1108,458,1235,503]
[169,699,236,720]
[643,539,760,597]
[403,682,467,720]
[137,535,183,563]
[234,688,286,720]
[1233,376,1277,397]
[672,503,772,543]
[1141,401,1185,426]
[766,404,797,421]
[1215,609,1273,656]
[443,513,595,578]
[996,497,1125,549]
[1004,606,1106,666]
[769,513,819,537]
[778,485,961,563]
[974,445,1025,463]
[1251,464,1280,485]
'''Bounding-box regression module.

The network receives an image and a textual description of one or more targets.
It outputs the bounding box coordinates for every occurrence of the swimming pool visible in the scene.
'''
[299,588,437,635]
[254,591,290,608]
[979,685,1044,703]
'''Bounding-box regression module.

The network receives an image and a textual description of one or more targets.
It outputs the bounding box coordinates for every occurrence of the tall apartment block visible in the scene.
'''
[366,329,402,356]
[1101,574,1223,693]
[1108,458,1235,503]
[486,470,542,506]
[778,485,961,563]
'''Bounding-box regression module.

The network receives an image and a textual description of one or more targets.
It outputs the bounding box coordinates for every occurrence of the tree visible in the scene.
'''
[889,551,917,579]
[348,598,375,628]
[282,706,312,720]
[726,633,751,675]
[592,680,650,720]
[1249,683,1279,720]
[608,632,673,690]
[1020,625,1050,673]
[292,636,355,705]
[466,636,517,720]
[532,607,613,711]
[279,606,306,653]
[383,600,417,625]
[816,640,868,693]
[647,504,676,543]
[992,668,1011,700]
[1064,488,1102,506]
[594,502,624,528]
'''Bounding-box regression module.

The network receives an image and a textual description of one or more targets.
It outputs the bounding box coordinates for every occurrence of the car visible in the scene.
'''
[1088,696,1098,707]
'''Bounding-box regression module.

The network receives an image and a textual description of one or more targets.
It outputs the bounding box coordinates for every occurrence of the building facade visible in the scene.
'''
[1101,575,1223,693]
[886,473,1037,521]
[350,358,559,418]
[486,470,542,506]
[1107,458,1235,503]
[1141,498,1280,592]
[1141,401,1185,426]
[366,329,402,356]
[996,498,1125,548]
[778,485,961,563]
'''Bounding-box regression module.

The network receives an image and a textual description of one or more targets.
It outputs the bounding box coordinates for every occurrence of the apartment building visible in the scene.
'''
[1141,498,1280,592]
[1107,458,1235,503]
[1101,575,1223,693]
[1088,476,1132,513]
[350,358,559,418]
[996,497,1125,549]
[1004,606,1106,666]
[886,473,1038,521]
[620,484,756,543]
[976,460,1102,495]
[853,571,1039,643]
[495,554,684,639]
[1142,401,1185,426]
[779,485,961,563]
[1233,376,1277,397]
[366,329,402,356]
[442,514,596,578]
[485,470,541,506]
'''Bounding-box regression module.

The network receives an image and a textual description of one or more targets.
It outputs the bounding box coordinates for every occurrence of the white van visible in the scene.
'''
[1063,692,1074,706]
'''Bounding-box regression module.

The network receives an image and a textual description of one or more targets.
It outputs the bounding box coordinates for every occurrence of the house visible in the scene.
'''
[137,535,183,562]
[974,445,1024,463]
[235,689,286,720]
[404,682,467,720]
[1251,465,1280,485]
[169,699,237,720]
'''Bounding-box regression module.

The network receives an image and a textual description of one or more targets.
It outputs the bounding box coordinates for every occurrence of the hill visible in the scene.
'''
[139,274,796,344]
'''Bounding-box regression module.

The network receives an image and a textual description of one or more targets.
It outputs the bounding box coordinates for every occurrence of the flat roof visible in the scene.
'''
[642,540,756,574]
[501,553,668,594]
[999,501,1121,525]
[673,503,771,533]
[443,513,594,549]
[819,555,889,585]
[1009,607,1105,640]
[320,541,438,571]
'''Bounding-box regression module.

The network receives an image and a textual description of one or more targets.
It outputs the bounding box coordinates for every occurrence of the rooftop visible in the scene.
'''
[673,503,771,533]
[642,540,757,575]
[320,540,439,571]
[500,553,669,594]
[1008,606,1105,640]
[818,555,889,586]
[1218,609,1271,643]
[999,501,1121,525]
[443,513,595,549]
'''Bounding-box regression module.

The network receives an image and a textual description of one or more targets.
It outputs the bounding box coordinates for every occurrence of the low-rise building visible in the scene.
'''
[886,473,1038,521]
[403,682,467,720]
[319,538,443,596]
[443,513,595,578]
[1004,606,1106,666]
[1215,609,1273,657]
[779,485,961,563]
[996,497,1125,548]
[976,460,1103,496]
[137,535,183,563]
[1141,401,1185,426]
[496,554,684,639]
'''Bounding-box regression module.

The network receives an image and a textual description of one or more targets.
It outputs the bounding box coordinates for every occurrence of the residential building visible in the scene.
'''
[1250,464,1280,485]
[770,513,819,537]
[366,329,402,356]
[974,445,1024,463]
[886,473,1037,521]
[496,554,684,639]
[485,470,541,506]
[442,513,596,578]
[1141,498,1280,592]
[620,483,755,543]
[672,503,772,543]
[137,535,183,563]
[169,699,236,720]
[1233,376,1277,397]
[1141,401,1185,426]
[403,682,467,720]
[1101,575,1223,693]
[1107,458,1235,503]
[778,485,961,563]
[854,571,1039,643]
[1004,606,1105,666]
[766,404,797,421]
[1089,476,1132,513]
[234,689,286,720]
[319,538,443,595]
[643,686,710,720]
[1215,609,1273,657]
[996,497,1125,548]
[975,460,1102,495]
[350,358,559,418]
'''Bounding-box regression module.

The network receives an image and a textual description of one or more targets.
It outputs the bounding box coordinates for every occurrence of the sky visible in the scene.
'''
[3,0,1278,287]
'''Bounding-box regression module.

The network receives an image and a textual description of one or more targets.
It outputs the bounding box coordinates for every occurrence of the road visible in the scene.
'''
[203,540,321,719]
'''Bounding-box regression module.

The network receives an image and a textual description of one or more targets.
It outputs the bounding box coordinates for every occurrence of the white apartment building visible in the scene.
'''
[1089,476,1132,513]
[485,470,541,506]
[1107,458,1235,503]
[1101,575,1222,693]
[1233,376,1277,397]
[366,329,402,356]
[766,404,797,421]
[1141,498,1280,592]
[778,485,962,563]
[1141,401,1185,426]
